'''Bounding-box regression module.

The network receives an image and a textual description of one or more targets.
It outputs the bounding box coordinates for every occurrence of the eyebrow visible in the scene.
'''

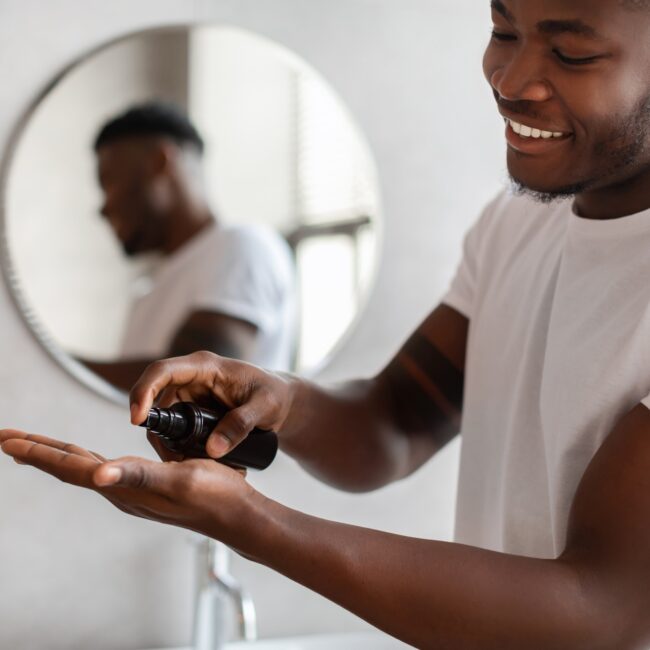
[491,0,515,22]
[490,0,609,41]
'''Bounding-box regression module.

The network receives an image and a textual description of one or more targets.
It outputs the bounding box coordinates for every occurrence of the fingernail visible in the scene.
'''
[207,434,231,457]
[97,466,122,486]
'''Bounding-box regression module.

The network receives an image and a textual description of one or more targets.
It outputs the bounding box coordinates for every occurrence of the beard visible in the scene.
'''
[509,91,650,205]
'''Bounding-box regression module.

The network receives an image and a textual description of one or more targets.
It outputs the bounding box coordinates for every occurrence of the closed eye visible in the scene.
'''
[551,49,601,66]
[491,30,516,42]
[490,31,603,66]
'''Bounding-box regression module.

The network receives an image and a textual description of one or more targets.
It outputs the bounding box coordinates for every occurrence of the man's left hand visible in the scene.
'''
[0,429,255,547]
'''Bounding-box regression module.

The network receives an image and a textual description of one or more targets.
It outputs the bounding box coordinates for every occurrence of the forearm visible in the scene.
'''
[229,494,614,650]
[79,313,255,393]
[279,376,414,491]
[277,304,467,491]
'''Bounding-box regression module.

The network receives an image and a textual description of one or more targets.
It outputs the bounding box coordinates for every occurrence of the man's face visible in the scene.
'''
[483,0,650,201]
[96,138,167,256]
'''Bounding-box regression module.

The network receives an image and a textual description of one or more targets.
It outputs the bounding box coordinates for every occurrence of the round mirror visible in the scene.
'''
[1,25,381,401]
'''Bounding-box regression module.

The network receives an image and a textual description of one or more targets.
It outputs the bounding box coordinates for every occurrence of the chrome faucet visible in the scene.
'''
[192,537,257,649]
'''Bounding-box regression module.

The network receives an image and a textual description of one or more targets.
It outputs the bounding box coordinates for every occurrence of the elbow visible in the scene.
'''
[305,453,405,493]
[301,434,411,493]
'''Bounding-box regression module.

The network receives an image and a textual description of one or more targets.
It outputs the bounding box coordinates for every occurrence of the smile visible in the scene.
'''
[505,118,569,140]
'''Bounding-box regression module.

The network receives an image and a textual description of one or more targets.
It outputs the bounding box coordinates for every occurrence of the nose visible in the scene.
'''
[488,48,553,104]
[100,195,119,225]
[99,203,124,238]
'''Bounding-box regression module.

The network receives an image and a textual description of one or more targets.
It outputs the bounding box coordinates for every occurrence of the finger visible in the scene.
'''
[157,385,215,410]
[88,450,108,463]
[93,457,180,494]
[1,439,100,488]
[157,386,182,409]
[0,430,101,461]
[129,353,221,425]
[205,395,267,458]
[146,431,185,462]
[0,429,29,443]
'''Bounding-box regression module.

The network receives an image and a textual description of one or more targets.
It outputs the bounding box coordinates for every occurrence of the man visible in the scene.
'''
[81,102,297,388]
[3,2,650,647]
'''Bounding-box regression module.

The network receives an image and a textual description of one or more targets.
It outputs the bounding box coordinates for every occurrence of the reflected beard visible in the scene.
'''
[122,210,165,256]
[122,236,141,257]
[510,91,650,205]
[122,230,148,257]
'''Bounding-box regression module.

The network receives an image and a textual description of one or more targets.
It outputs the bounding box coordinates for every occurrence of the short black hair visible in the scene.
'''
[94,101,204,154]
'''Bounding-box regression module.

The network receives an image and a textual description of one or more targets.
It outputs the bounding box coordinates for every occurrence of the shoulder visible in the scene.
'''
[208,224,295,288]
[216,224,292,261]
[469,186,572,255]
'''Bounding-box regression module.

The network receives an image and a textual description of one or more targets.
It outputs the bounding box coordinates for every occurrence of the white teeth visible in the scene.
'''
[508,119,566,140]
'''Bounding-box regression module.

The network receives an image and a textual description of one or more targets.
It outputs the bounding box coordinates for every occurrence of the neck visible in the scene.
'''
[573,165,650,220]
[163,198,217,255]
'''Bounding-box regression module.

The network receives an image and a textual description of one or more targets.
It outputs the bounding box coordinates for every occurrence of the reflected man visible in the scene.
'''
[82,102,297,389]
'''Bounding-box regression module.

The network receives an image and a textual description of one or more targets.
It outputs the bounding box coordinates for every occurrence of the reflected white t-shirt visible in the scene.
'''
[443,188,650,559]
[121,222,297,371]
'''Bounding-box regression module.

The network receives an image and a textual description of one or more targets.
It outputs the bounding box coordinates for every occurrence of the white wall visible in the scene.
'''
[0,1,505,649]
[6,30,190,358]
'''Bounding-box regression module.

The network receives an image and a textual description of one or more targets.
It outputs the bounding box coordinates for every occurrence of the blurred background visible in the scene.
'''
[6,25,381,375]
[0,1,504,648]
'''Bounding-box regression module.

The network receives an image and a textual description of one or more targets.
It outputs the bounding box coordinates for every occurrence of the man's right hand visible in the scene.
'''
[131,303,468,492]
[129,351,295,459]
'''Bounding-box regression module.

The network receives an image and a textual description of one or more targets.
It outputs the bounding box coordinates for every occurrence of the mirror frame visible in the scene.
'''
[0,23,383,405]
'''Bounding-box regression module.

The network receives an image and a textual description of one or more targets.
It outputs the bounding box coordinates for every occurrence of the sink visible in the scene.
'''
[148,631,413,649]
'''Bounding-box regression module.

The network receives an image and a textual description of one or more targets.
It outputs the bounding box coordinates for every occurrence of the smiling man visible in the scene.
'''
[490,0,650,219]
[3,2,650,649]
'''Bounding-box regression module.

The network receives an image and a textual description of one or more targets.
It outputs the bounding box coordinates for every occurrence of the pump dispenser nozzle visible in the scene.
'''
[139,401,278,470]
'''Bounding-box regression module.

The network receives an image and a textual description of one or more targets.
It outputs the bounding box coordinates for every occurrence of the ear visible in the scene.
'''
[148,140,176,179]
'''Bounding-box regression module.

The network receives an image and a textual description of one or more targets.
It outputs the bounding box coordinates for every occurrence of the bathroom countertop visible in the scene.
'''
[146,630,412,649]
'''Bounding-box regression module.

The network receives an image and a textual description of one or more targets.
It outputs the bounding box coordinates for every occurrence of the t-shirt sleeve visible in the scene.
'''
[441,191,506,319]
[193,228,292,332]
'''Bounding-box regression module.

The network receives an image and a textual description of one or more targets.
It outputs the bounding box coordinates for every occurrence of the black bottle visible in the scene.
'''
[139,401,278,470]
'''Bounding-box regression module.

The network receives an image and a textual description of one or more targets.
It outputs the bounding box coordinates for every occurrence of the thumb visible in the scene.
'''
[206,401,265,458]
[93,458,172,493]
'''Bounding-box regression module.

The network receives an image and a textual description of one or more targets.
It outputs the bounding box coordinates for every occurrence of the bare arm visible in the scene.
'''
[217,402,650,649]
[80,310,258,391]
[5,399,650,649]
[278,303,468,490]
[126,303,469,492]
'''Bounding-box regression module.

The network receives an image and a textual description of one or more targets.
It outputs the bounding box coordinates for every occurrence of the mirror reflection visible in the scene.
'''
[83,100,298,390]
[3,25,381,397]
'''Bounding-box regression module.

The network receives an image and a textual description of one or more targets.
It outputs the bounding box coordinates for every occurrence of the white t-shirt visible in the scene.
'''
[121,222,297,372]
[443,188,650,559]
